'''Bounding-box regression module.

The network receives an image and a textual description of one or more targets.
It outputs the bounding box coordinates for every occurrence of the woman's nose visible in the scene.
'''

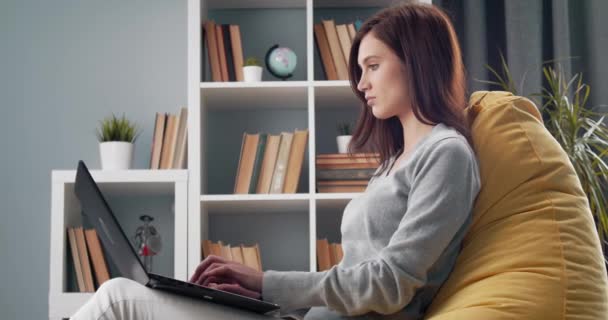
[357,75,369,92]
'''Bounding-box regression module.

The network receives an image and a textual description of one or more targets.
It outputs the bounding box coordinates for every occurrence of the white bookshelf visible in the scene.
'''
[187,0,430,277]
[48,170,187,320]
[48,0,431,318]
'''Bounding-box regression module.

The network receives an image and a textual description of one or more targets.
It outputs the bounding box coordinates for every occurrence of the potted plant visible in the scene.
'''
[243,56,263,82]
[96,113,141,170]
[482,55,608,268]
[336,122,353,154]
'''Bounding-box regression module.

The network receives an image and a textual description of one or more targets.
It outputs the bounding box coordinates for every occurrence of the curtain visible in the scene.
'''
[434,0,608,112]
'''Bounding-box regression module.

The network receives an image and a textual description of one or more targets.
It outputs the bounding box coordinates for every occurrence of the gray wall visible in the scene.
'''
[0,0,187,318]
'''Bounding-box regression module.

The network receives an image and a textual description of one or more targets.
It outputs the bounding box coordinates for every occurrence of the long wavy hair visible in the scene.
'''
[347,2,471,176]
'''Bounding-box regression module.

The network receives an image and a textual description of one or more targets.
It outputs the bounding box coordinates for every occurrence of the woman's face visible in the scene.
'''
[356,33,411,120]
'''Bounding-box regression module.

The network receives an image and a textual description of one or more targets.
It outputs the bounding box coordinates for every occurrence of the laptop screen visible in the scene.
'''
[74,160,150,286]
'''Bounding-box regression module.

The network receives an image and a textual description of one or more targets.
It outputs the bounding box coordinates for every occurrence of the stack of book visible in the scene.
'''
[313,19,361,80]
[203,20,244,82]
[316,153,380,193]
[202,240,263,272]
[67,227,110,292]
[316,238,343,271]
[234,129,309,194]
[150,108,188,169]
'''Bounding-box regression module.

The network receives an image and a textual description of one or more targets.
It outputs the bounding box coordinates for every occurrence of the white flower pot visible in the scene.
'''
[243,66,263,82]
[99,141,133,170]
[336,135,352,154]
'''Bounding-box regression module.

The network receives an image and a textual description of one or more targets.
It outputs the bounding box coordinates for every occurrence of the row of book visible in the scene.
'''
[149,108,188,169]
[234,129,309,194]
[314,19,362,81]
[67,227,110,292]
[317,239,343,271]
[203,20,245,82]
[316,153,380,193]
[202,240,263,272]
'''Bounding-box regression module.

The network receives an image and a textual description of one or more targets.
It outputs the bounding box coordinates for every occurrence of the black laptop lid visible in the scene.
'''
[74,160,149,286]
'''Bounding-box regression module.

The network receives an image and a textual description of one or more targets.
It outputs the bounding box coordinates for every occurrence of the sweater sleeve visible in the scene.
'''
[262,138,481,316]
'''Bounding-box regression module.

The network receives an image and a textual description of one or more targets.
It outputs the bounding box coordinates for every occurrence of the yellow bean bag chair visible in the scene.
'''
[425,91,608,319]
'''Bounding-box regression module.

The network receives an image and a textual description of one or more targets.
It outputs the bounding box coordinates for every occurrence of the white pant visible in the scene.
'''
[70,277,280,320]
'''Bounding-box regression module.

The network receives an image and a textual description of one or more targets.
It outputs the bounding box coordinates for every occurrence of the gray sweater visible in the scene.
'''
[262,123,481,319]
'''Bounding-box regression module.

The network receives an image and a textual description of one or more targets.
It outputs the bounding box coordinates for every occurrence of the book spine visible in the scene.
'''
[222,24,236,81]
[269,132,293,193]
[316,168,376,180]
[249,134,267,194]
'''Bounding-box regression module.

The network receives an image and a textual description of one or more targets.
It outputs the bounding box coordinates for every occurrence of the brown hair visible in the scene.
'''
[347,2,471,176]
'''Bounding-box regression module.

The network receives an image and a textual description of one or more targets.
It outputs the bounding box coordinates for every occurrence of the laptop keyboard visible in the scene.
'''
[149,273,203,289]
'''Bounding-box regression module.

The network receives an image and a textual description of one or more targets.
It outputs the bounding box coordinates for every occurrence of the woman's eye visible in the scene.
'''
[369,64,379,70]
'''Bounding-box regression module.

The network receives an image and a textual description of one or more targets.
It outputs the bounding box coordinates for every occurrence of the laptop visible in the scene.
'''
[74,160,280,315]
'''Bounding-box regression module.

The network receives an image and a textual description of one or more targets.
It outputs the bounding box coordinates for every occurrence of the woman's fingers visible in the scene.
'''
[194,263,231,286]
[201,275,236,287]
[189,255,227,283]
[189,255,243,283]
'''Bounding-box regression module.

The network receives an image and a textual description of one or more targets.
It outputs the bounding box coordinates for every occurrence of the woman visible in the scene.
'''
[71,3,480,320]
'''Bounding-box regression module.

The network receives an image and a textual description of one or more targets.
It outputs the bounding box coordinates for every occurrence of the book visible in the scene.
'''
[328,242,337,266]
[67,228,86,292]
[159,114,177,169]
[322,19,349,80]
[234,133,261,194]
[249,134,267,194]
[202,239,212,258]
[317,185,366,193]
[203,20,222,82]
[218,241,233,261]
[329,243,343,266]
[84,229,110,288]
[172,108,188,169]
[283,129,308,193]
[241,244,262,272]
[209,242,222,257]
[269,132,294,193]
[316,168,376,181]
[336,24,352,67]
[347,23,356,41]
[316,153,380,159]
[75,227,95,292]
[221,24,236,81]
[229,25,245,82]
[230,246,244,264]
[316,238,331,271]
[149,112,167,169]
[314,23,338,80]
[256,134,281,194]
[335,243,344,265]
[215,24,229,81]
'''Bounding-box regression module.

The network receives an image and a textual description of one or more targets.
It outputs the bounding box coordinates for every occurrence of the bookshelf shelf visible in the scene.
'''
[314,82,360,109]
[205,0,306,10]
[315,0,409,8]
[200,83,308,110]
[201,194,310,214]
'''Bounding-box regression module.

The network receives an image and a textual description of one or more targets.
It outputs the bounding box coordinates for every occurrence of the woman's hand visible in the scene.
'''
[189,255,264,300]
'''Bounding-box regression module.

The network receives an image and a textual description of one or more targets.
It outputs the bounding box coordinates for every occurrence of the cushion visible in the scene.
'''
[424,91,608,319]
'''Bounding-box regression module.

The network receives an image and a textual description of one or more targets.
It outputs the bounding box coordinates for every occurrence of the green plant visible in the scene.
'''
[96,113,141,143]
[244,57,261,67]
[337,122,353,135]
[482,59,608,267]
